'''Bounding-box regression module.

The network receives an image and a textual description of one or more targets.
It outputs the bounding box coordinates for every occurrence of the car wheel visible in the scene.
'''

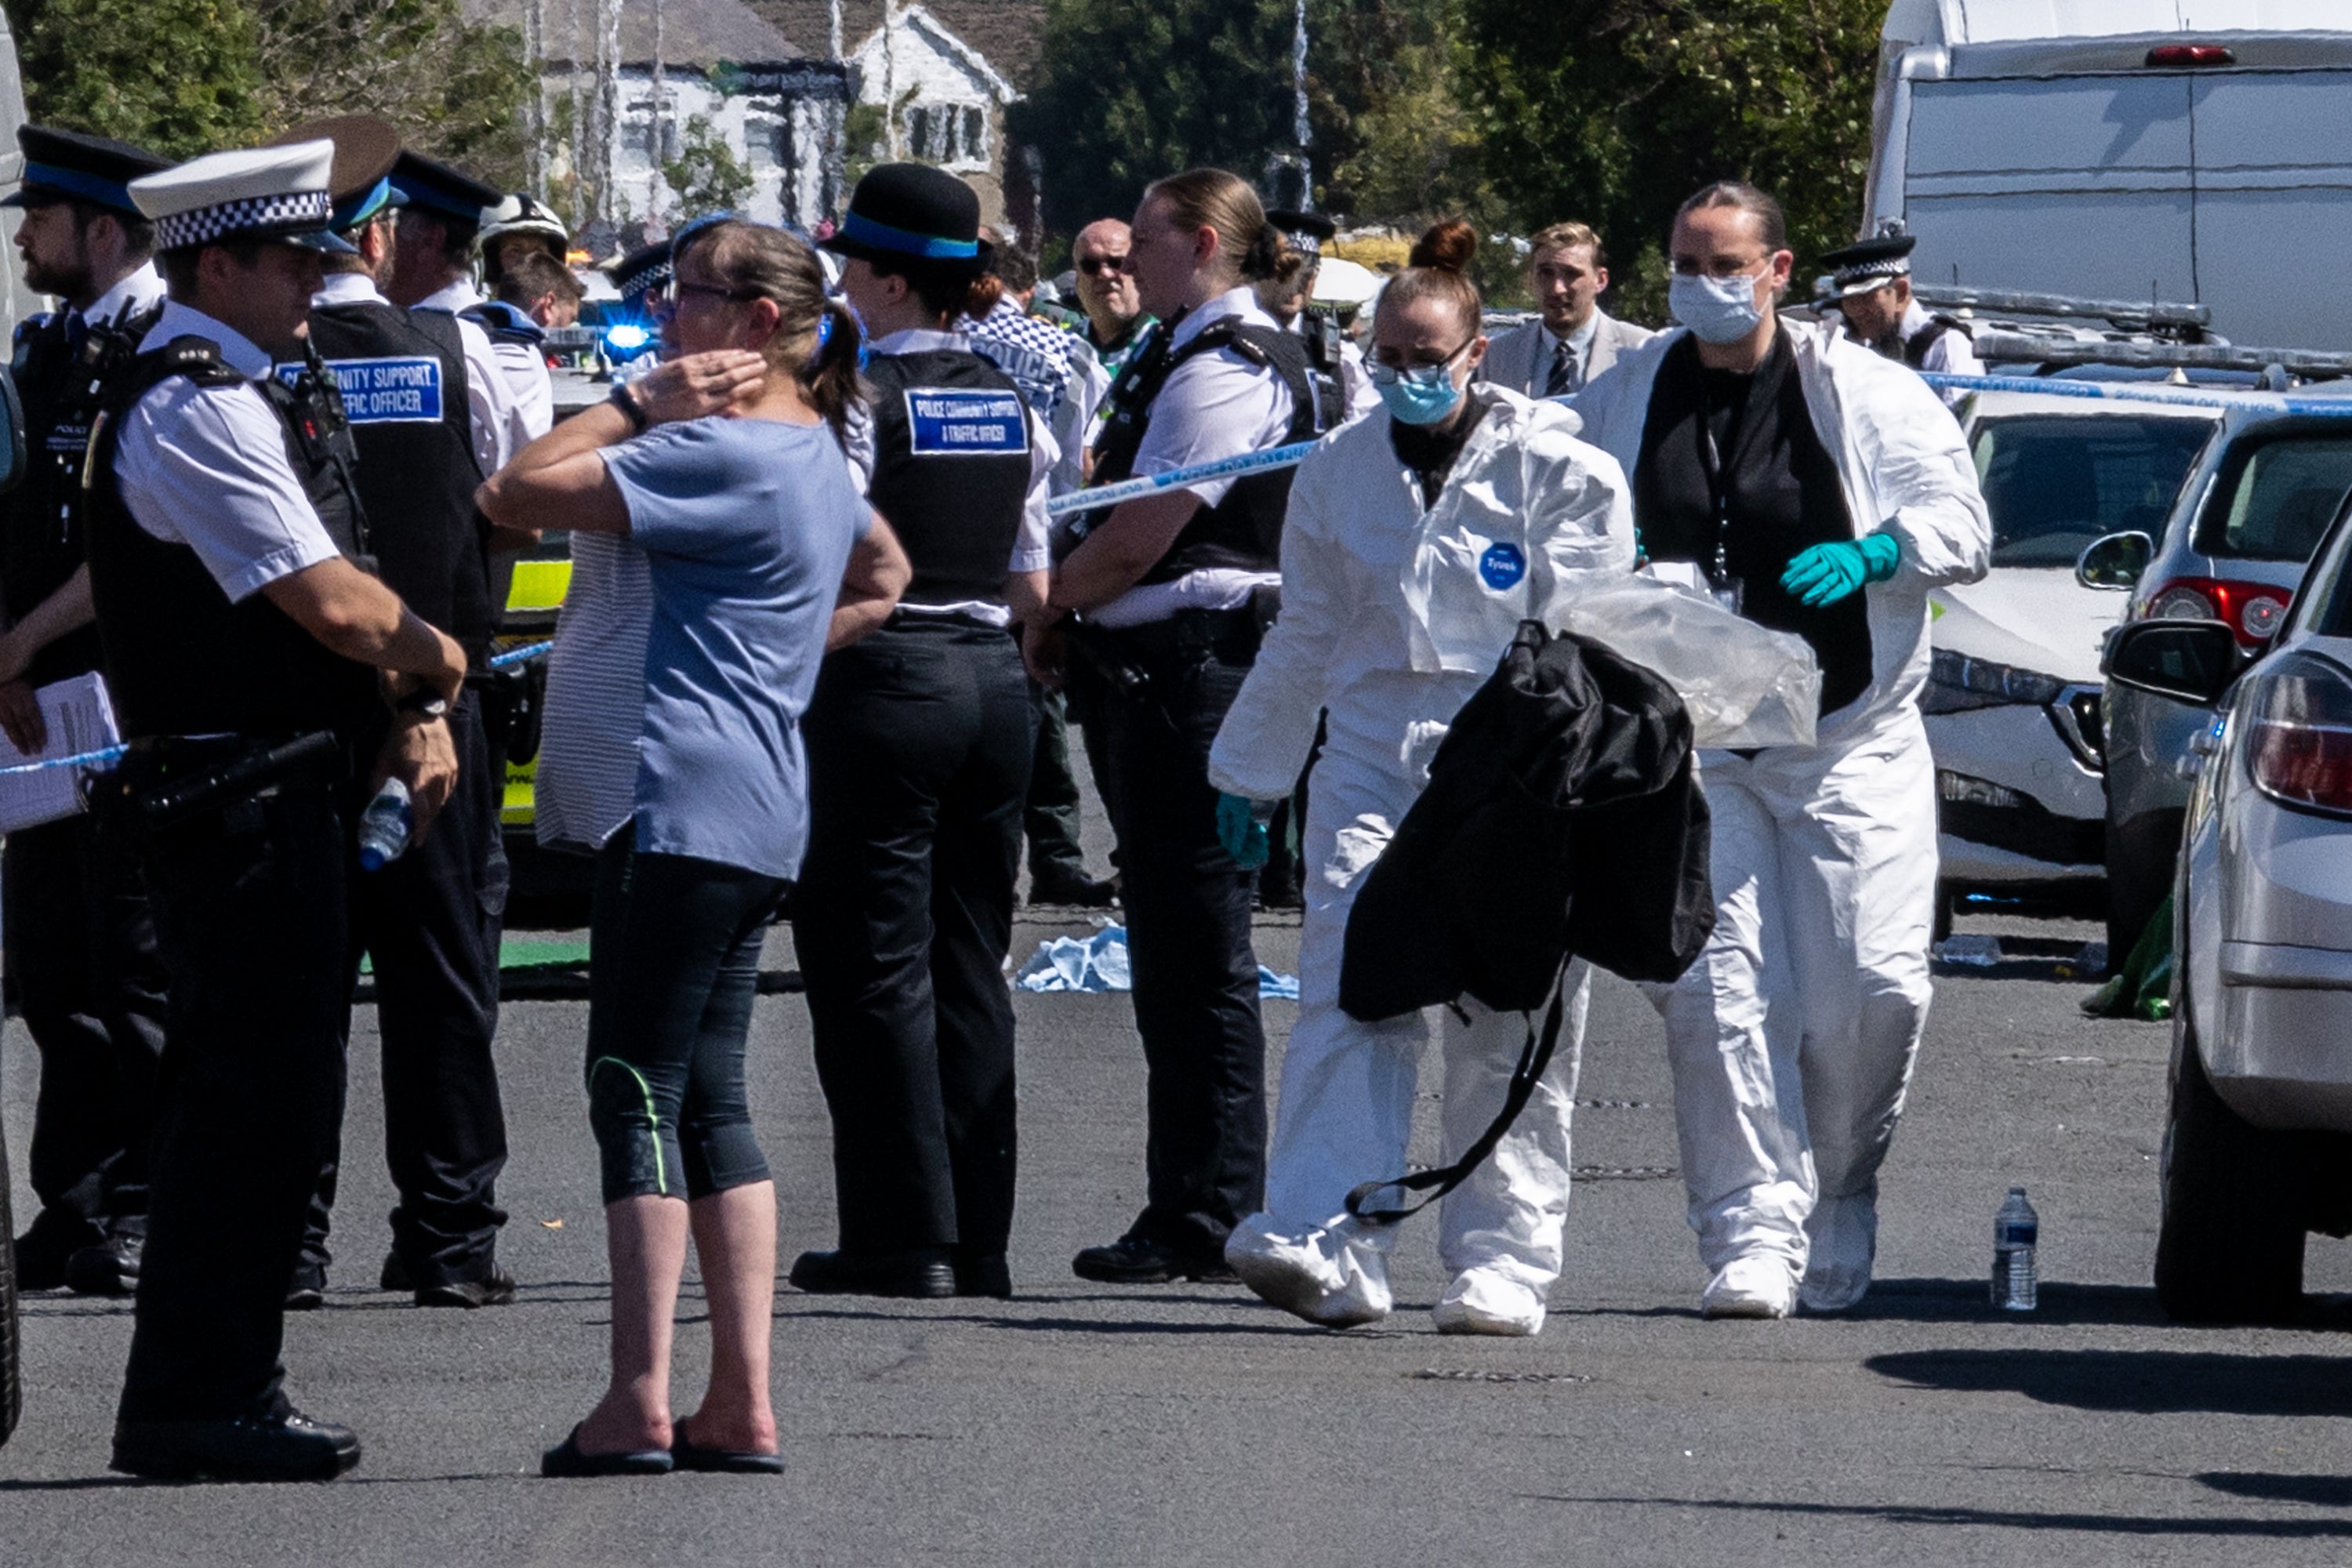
[2154,1018,2305,1323]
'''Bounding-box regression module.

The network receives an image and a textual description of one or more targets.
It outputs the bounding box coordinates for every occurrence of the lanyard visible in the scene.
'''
[1693,408,1741,612]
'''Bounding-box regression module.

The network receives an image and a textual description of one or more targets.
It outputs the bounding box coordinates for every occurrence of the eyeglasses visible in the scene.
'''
[648,278,755,316]
[1076,254,1130,277]
[1367,335,1475,387]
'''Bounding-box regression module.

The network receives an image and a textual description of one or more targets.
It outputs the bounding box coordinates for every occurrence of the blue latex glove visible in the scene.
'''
[1215,791,1271,869]
[1780,530,1903,608]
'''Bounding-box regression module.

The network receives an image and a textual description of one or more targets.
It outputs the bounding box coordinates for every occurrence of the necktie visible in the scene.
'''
[1544,336,1578,398]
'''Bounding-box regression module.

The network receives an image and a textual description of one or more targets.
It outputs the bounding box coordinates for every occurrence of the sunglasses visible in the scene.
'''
[1076,254,1130,277]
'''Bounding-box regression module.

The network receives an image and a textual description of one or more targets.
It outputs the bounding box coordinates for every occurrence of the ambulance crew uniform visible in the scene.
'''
[0,127,173,1296]
[1573,315,1989,1317]
[288,118,513,1307]
[1065,281,1319,1283]
[95,142,428,1481]
[791,177,1052,1301]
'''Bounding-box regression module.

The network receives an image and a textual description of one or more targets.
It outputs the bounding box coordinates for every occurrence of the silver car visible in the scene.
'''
[2082,386,2352,956]
[2105,510,2352,1323]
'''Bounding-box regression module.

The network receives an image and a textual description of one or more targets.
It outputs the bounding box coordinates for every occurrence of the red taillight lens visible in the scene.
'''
[2146,576,2291,648]
[2247,654,2352,816]
[2147,44,2235,67]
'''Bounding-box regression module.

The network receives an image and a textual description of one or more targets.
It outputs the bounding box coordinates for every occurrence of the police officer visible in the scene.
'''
[789,165,1051,1299]
[1263,209,1375,425]
[476,192,570,290]
[1818,230,1983,405]
[1045,169,1318,1286]
[0,125,172,1298]
[600,240,670,385]
[280,117,515,1309]
[94,140,468,1482]
[383,152,546,456]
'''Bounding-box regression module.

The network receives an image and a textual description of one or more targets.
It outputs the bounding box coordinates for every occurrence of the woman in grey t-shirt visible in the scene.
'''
[481,221,909,1477]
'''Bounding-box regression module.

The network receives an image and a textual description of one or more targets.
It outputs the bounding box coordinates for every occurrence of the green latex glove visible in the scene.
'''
[1780,530,1903,608]
[1215,791,1271,869]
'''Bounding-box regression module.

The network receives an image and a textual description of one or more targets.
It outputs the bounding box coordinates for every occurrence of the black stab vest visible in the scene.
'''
[307,299,495,658]
[85,336,379,741]
[1081,317,1319,583]
[863,349,1033,607]
[2,299,160,688]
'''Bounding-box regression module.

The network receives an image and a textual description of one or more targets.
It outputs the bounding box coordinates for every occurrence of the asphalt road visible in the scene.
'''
[8,876,2352,1563]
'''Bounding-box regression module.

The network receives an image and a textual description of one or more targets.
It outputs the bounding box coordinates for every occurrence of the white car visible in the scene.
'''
[2105,495,2352,1323]
[1930,386,2220,915]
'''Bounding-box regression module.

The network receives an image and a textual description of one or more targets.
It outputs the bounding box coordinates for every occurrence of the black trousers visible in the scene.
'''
[2,808,168,1243]
[1079,614,1267,1258]
[1023,681,1089,880]
[117,753,353,1421]
[795,620,1033,1260]
[308,695,510,1286]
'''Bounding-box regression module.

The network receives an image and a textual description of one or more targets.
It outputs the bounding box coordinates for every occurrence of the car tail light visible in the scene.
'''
[2145,576,2291,648]
[2246,653,2352,816]
[2147,44,2234,67]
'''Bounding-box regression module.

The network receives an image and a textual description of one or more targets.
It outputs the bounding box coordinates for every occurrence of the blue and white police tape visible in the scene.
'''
[0,742,128,779]
[1043,440,1323,517]
[1921,371,2352,419]
[488,639,554,670]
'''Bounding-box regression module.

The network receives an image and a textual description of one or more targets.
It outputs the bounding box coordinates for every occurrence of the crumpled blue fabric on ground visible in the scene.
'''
[1013,924,1298,1000]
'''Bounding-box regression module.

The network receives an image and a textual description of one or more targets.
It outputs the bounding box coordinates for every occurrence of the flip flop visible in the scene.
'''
[541,1424,674,1477]
[671,1428,783,1475]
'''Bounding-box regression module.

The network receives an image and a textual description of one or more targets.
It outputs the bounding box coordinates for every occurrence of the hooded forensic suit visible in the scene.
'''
[1207,384,1636,1334]
[1570,319,1990,1312]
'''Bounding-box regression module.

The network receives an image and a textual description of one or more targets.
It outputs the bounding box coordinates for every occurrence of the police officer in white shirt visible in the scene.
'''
[1818,230,1984,408]
[383,151,546,456]
[92,140,469,1483]
[1045,169,1320,1287]
[1479,220,1655,399]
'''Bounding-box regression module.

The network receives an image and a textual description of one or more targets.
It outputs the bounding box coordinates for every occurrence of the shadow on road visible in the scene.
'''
[1836,1278,2170,1326]
[2199,1472,2352,1508]
[1530,1494,2352,1538]
[1867,1348,2352,1417]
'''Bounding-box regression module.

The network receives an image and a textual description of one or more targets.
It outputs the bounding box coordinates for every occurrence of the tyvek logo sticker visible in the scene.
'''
[904,387,1029,456]
[279,356,444,423]
[1479,542,1526,590]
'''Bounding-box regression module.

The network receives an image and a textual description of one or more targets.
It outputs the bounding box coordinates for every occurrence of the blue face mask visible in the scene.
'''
[1668,267,1769,344]
[1372,338,1472,426]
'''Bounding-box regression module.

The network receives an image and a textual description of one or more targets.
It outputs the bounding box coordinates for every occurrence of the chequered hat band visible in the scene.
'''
[154,189,332,251]
[1834,257,1909,285]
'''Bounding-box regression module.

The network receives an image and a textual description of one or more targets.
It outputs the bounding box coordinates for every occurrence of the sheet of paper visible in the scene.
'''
[0,671,122,834]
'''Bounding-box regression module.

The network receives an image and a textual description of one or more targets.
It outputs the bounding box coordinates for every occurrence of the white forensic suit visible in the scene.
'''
[1209,385,1636,1334]
[1570,320,1991,1314]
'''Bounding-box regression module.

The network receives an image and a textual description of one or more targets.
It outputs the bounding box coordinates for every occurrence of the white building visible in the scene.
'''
[469,0,851,234]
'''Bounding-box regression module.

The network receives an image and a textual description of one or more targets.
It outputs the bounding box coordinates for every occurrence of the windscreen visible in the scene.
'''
[1968,412,2212,568]
[2197,430,2352,563]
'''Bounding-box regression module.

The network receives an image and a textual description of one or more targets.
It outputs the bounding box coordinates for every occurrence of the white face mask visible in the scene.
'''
[1669,266,1769,344]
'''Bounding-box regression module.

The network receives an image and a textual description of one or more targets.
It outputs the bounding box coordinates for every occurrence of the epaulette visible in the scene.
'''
[461,300,546,347]
[13,311,54,349]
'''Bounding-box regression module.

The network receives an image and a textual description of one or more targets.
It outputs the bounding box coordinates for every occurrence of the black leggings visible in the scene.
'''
[585,821,785,1204]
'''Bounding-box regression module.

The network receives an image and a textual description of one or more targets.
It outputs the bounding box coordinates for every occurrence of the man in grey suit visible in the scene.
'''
[1479,222,1655,399]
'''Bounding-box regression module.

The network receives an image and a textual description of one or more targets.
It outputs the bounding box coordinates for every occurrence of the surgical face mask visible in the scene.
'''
[1669,266,1769,344]
[1371,338,1472,426]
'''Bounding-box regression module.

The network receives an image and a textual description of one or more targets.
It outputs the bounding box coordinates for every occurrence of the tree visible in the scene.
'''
[1458,0,1882,322]
[661,114,754,216]
[13,0,264,158]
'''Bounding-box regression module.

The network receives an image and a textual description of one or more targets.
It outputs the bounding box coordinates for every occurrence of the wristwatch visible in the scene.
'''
[394,687,449,719]
[609,382,649,433]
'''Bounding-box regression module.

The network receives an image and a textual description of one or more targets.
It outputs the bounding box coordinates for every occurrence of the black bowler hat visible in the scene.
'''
[270,114,405,230]
[819,162,989,275]
[1817,232,1918,298]
[1267,208,1335,250]
[607,240,673,303]
[389,150,499,227]
[3,125,172,215]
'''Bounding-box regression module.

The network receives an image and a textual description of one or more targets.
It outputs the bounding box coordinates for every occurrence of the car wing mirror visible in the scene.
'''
[2076,529,2153,590]
[2103,618,2242,706]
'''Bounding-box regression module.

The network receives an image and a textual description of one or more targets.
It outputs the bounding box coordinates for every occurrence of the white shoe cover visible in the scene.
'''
[1798,1193,1878,1312]
[1225,1214,1391,1328]
[1700,1254,1797,1319]
[1433,1270,1546,1337]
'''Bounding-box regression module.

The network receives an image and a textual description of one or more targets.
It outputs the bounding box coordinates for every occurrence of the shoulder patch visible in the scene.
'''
[278,355,444,423]
[902,387,1030,457]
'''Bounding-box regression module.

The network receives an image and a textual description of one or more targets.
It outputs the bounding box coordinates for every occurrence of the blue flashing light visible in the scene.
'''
[604,322,652,353]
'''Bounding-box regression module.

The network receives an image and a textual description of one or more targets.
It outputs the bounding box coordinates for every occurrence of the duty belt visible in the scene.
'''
[103,731,347,835]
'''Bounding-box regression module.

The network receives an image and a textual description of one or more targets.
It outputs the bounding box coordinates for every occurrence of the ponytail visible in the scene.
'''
[803,298,864,445]
[1377,217,1485,337]
[1240,222,1285,282]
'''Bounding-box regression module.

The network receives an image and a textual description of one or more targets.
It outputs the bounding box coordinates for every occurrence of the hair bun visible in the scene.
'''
[1407,219,1478,274]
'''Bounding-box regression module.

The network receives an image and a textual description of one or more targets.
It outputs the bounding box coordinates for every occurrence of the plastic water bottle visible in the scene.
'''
[1992,1187,2039,1312]
[356,778,413,873]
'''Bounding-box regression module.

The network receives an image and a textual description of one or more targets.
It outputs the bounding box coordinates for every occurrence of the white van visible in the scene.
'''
[1867,2,2352,352]
[0,9,40,333]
